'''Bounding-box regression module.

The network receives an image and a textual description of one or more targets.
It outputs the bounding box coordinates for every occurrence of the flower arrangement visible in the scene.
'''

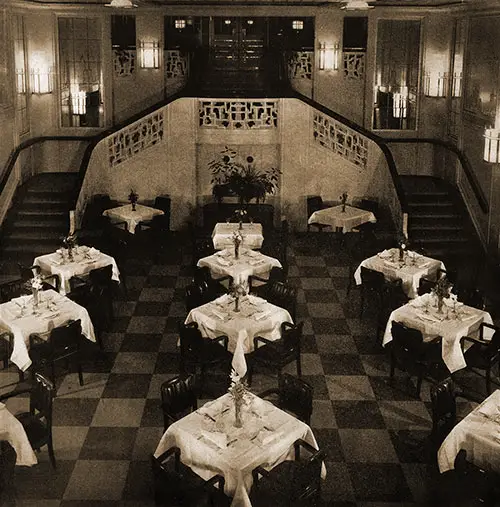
[63,233,78,261]
[210,147,281,204]
[398,236,408,262]
[234,208,247,229]
[128,190,138,211]
[339,192,349,212]
[431,276,453,313]
[228,368,249,428]
[230,281,247,312]
[29,272,44,307]
[232,230,243,259]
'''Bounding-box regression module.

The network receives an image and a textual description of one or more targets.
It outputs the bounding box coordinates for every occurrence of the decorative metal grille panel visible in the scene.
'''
[288,51,313,80]
[199,100,278,129]
[165,50,187,78]
[108,110,164,167]
[313,112,368,168]
[343,52,365,80]
[113,49,135,77]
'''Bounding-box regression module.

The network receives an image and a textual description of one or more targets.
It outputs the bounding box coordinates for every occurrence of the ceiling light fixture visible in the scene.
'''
[105,0,137,9]
[341,1,374,10]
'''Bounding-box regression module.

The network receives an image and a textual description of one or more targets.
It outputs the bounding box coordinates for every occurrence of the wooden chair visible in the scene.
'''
[261,280,297,321]
[461,322,500,394]
[29,319,84,387]
[160,374,198,431]
[178,322,231,396]
[185,281,212,312]
[250,439,325,507]
[0,278,26,303]
[151,447,230,506]
[258,373,313,424]
[0,331,24,382]
[0,373,56,469]
[18,264,60,293]
[389,321,443,398]
[248,322,303,386]
[249,266,286,296]
[0,441,17,505]
[193,266,231,300]
[359,266,386,318]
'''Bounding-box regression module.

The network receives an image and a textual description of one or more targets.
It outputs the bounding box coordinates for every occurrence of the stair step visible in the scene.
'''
[409,223,465,232]
[19,202,70,212]
[17,209,67,218]
[9,219,68,231]
[5,229,64,241]
[408,201,455,209]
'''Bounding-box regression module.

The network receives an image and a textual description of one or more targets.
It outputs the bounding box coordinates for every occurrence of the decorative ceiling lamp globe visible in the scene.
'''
[105,0,137,8]
[341,0,374,10]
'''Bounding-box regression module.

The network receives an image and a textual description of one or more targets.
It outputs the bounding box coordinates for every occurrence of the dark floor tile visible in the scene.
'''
[119,333,163,352]
[60,501,120,507]
[312,428,345,462]
[133,302,170,317]
[154,352,181,374]
[312,318,350,335]
[164,317,181,333]
[122,458,156,501]
[109,316,133,333]
[53,398,101,426]
[332,400,386,429]
[302,375,330,400]
[303,289,339,303]
[146,275,177,288]
[352,333,384,355]
[369,376,419,401]
[321,354,366,375]
[348,463,413,502]
[301,334,318,353]
[140,398,164,427]
[102,374,152,398]
[389,430,431,464]
[79,427,138,460]
[299,266,331,277]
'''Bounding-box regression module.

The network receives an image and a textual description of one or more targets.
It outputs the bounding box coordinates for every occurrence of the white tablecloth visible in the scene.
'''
[102,203,164,234]
[212,223,264,250]
[0,289,96,372]
[382,292,494,373]
[308,205,376,233]
[154,392,324,507]
[0,402,37,467]
[354,249,445,299]
[438,390,500,473]
[33,246,120,296]
[198,248,282,289]
[185,294,292,355]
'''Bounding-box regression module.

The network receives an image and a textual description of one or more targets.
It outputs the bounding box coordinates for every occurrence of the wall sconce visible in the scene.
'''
[16,69,26,94]
[71,90,86,115]
[452,72,462,98]
[484,128,500,163]
[318,42,339,71]
[393,86,408,119]
[30,67,53,94]
[424,71,448,98]
[139,41,160,69]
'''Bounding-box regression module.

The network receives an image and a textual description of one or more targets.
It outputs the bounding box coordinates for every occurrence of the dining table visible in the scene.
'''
[354,248,445,299]
[382,292,494,373]
[198,248,282,290]
[212,223,264,250]
[33,245,120,296]
[307,204,376,233]
[153,391,325,507]
[0,289,96,372]
[102,203,164,234]
[0,402,37,466]
[438,389,500,474]
[184,294,292,357]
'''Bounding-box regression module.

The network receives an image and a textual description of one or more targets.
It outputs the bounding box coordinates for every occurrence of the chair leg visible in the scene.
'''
[360,288,365,318]
[247,364,253,386]
[415,373,423,399]
[47,436,57,470]
[51,362,57,386]
[77,359,84,387]
[296,356,302,377]
[486,367,491,395]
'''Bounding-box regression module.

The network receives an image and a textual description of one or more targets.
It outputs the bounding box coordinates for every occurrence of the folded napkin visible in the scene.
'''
[246,250,259,258]
[418,261,432,268]
[249,259,265,266]
[247,294,265,306]
[216,294,231,306]
[88,247,99,256]
[254,310,271,321]
[410,299,425,308]
[477,402,500,421]
[216,249,231,258]
[201,430,227,449]
[211,307,226,320]
[378,249,392,259]
[460,313,477,322]
[384,260,399,268]
[43,312,60,320]
[217,257,232,267]
[417,312,440,323]
[261,431,281,446]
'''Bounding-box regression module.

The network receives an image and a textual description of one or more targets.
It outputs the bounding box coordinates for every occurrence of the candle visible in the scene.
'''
[69,210,75,235]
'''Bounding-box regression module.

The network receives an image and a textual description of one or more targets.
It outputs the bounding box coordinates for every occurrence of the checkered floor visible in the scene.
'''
[1,232,496,507]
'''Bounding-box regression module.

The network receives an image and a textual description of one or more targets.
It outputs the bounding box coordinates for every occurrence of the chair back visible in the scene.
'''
[49,319,82,356]
[265,281,297,321]
[430,378,457,445]
[391,321,427,371]
[278,373,313,424]
[268,266,285,284]
[418,277,436,296]
[456,286,486,310]
[360,266,385,290]
[19,264,41,282]
[179,322,205,360]
[30,373,55,428]
[185,282,210,312]
[160,374,197,429]
[485,327,500,360]
[281,321,303,354]
[0,279,26,303]
[306,196,323,217]
[359,199,379,214]
[89,264,113,288]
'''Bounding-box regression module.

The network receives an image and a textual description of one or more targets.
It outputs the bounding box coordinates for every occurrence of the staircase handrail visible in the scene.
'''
[290,90,408,213]
[383,137,489,214]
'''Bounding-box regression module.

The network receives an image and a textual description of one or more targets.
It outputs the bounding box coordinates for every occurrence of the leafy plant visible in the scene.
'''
[209,147,281,204]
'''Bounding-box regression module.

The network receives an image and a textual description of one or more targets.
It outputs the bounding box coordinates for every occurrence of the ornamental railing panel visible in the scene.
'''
[288,51,313,80]
[113,49,135,77]
[108,110,164,167]
[343,52,365,80]
[165,50,187,79]
[199,100,278,129]
[313,112,368,168]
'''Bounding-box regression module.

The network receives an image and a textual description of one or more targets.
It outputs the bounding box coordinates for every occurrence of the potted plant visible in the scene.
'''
[209,146,281,204]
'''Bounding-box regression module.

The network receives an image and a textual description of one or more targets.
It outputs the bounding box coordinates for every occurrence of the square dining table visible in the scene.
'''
[354,248,445,299]
[438,389,500,474]
[212,223,264,250]
[198,248,282,289]
[154,392,325,507]
[307,204,376,233]
[102,203,164,234]
[0,289,96,372]
[0,402,37,466]
[33,245,120,295]
[382,292,494,373]
[185,294,292,356]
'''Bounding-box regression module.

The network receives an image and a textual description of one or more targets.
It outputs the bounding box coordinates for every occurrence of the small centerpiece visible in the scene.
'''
[232,230,243,260]
[431,276,453,314]
[128,190,139,211]
[234,208,247,230]
[63,233,77,262]
[230,282,247,313]
[340,192,348,212]
[228,368,249,428]
[398,237,408,262]
[29,272,44,309]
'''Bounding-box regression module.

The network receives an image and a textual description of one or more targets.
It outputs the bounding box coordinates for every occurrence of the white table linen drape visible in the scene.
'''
[212,223,264,250]
[102,203,164,234]
[307,205,376,233]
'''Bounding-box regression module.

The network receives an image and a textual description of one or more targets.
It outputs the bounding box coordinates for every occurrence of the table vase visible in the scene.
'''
[234,399,243,428]
[341,203,346,212]
[437,296,444,313]
[234,296,240,312]
[32,287,39,307]
[239,221,243,230]
[131,202,136,211]
[234,243,240,260]
[399,247,405,262]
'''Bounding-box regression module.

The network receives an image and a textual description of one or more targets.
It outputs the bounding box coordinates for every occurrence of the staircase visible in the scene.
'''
[401,175,482,265]
[0,173,79,276]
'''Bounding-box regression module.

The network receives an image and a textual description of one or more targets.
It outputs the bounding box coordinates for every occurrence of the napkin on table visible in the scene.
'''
[247,294,264,306]
[217,257,231,267]
[210,307,226,320]
[201,430,227,449]
[384,260,399,268]
[246,250,259,258]
[417,312,440,323]
[378,250,392,259]
[249,259,265,266]
[254,310,271,321]
[261,431,282,446]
